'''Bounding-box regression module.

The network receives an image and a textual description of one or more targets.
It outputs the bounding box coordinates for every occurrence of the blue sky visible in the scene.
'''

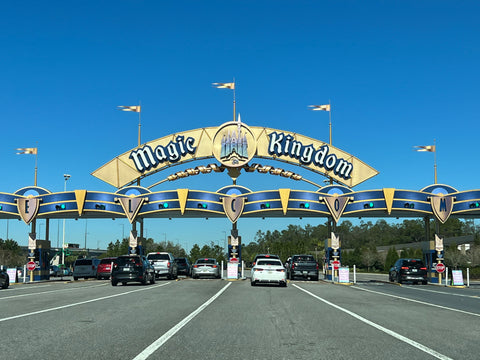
[1,1,479,252]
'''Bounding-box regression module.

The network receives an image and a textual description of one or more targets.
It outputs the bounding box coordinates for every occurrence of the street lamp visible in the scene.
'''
[62,174,71,264]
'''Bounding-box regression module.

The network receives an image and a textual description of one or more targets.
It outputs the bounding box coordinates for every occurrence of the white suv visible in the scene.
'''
[146,252,178,279]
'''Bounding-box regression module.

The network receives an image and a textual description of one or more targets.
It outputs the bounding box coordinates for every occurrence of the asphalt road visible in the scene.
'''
[1,276,479,360]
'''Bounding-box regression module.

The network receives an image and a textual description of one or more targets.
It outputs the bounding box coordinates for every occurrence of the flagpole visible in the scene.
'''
[34,147,38,186]
[233,78,236,122]
[434,139,437,184]
[329,100,332,146]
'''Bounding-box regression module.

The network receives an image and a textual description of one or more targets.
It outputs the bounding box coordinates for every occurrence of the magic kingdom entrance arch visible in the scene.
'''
[2,119,480,281]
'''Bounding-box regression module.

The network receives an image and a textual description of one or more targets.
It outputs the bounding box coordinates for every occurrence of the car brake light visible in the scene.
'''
[291,263,295,270]
[256,268,263,271]
[316,263,319,270]
[420,267,427,270]
[401,266,409,270]
[276,269,285,272]
[193,265,198,268]
[213,265,217,268]
[167,262,170,268]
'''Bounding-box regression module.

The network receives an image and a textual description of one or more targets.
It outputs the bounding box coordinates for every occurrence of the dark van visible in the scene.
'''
[73,258,100,280]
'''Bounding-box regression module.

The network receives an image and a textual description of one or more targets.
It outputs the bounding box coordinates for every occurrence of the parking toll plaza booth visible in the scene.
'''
[5,113,480,283]
[33,240,51,281]
[324,233,341,281]
[425,234,445,284]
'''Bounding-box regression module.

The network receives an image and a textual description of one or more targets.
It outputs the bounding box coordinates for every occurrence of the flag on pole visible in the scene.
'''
[212,82,235,89]
[118,105,141,112]
[309,104,331,111]
[414,145,436,152]
[16,147,37,155]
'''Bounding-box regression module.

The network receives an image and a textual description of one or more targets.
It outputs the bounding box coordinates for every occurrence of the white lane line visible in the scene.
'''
[401,285,480,299]
[353,286,480,317]
[0,283,108,300]
[293,284,453,360]
[133,282,232,360]
[0,283,170,323]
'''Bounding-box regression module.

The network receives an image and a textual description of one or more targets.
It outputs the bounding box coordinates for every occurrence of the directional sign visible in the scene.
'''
[27,261,36,271]
[435,263,445,273]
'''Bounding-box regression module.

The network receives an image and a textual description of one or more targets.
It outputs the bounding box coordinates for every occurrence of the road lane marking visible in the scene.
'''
[133,282,232,360]
[0,283,170,323]
[353,286,480,317]
[0,283,108,300]
[401,285,480,299]
[293,284,453,360]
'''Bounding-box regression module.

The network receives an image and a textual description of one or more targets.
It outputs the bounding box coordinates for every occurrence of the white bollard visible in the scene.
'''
[353,265,356,284]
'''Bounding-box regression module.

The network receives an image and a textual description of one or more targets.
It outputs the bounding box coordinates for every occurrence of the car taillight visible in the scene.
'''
[276,269,285,272]
[213,265,217,268]
[316,263,319,270]
[401,266,409,270]
[167,262,170,268]
[291,263,295,269]
[256,268,264,272]
[193,265,198,268]
[92,266,95,270]
[420,267,427,270]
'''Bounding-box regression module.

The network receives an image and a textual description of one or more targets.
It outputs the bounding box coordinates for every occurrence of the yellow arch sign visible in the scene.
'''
[92,121,378,188]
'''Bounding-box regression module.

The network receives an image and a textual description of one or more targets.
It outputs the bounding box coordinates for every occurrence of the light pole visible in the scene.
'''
[62,174,71,264]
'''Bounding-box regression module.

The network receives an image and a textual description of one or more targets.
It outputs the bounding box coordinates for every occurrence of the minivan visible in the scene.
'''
[73,258,100,280]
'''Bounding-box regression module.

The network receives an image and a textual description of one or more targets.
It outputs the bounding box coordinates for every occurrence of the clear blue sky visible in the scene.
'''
[1,1,479,251]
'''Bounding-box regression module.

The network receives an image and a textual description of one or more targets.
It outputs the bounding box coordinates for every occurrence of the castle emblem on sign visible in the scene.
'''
[220,122,249,165]
[213,116,256,168]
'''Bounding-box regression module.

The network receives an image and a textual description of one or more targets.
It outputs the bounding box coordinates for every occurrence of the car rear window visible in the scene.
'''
[175,258,187,264]
[293,255,314,262]
[257,259,282,266]
[100,258,115,264]
[75,259,93,266]
[196,259,216,264]
[115,257,141,266]
[403,259,425,267]
[147,253,170,260]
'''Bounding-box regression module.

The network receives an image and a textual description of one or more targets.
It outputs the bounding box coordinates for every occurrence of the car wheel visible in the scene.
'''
[150,273,155,284]
[251,281,255,286]
[74,277,78,281]
[122,282,127,286]
[422,280,427,285]
[397,275,402,284]
[111,280,118,286]
[2,281,9,289]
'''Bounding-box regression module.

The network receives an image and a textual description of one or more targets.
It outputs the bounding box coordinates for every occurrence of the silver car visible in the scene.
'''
[192,258,220,279]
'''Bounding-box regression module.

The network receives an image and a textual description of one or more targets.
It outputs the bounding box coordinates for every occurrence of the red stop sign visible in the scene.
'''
[27,261,36,271]
[332,260,340,270]
[435,263,445,273]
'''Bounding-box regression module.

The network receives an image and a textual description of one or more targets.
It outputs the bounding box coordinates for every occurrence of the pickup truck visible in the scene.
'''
[285,254,319,281]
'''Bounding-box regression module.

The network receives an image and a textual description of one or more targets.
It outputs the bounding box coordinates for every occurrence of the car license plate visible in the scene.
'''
[123,267,130,271]
[412,269,417,272]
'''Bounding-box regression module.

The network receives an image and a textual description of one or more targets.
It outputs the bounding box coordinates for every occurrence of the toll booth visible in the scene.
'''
[324,238,341,281]
[33,240,51,281]
[424,242,445,284]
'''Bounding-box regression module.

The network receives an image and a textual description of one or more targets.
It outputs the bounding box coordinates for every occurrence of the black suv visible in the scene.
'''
[111,255,156,286]
[175,257,192,276]
[389,258,428,285]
